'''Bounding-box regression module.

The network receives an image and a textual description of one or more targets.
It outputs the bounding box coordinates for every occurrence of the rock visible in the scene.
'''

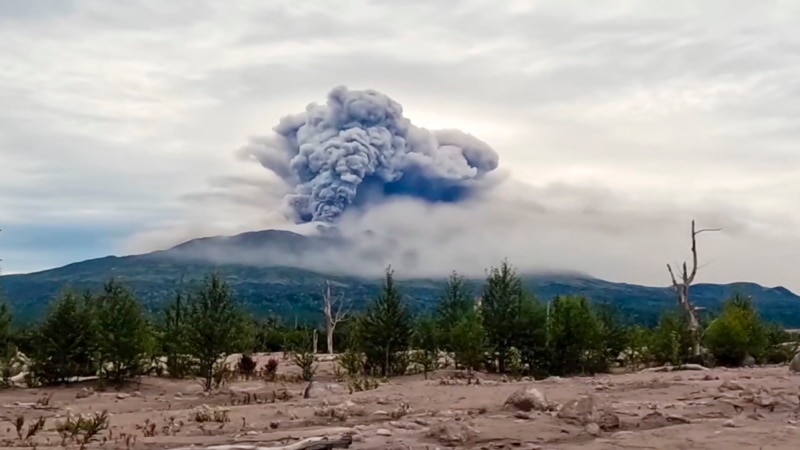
[132,391,143,398]
[666,414,692,424]
[389,421,422,430]
[741,354,756,368]
[597,410,621,431]
[76,387,94,399]
[557,394,618,429]
[504,386,552,412]
[636,411,670,430]
[790,353,800,373]
[514,411,532,420]
[426,421,478,444]
[585,423,601,436]
[116,392,130,400]
[611,431,634,439]
[376,428,392,437]
[304,381,347,398]
[722,419,738,428]
[718,380,745,391]
[753,393,776,408]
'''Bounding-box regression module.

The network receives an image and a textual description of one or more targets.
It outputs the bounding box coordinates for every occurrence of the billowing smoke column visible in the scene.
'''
[241,86,500,223]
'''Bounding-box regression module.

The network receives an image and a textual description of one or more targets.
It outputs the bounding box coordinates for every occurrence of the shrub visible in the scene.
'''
[237,353,257,378]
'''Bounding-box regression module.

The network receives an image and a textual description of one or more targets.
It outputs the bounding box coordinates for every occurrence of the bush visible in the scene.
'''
[260,357,279,382]
[237,354,257,378]
[704,295,767,366]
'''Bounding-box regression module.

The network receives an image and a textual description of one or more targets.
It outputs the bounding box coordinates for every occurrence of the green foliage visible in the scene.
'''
[411,315,439,378]
[5,253,800,329]
[704,295,768,366]
[160,290,193,378]
[183,274,249,390]
[762,323,796,364]
[649,310,694,366]
[286,329,317,381]
[436,272,474,351]
[623,325,653,369]
[547,295,608,375]
[0,301,13,359]
[357,267,412,377]
[510,294,548,377]
[30,291,98,385]
[95,280,154,384]
[480,260,526,372]
[449,310,486,377]
[0,258,790,385]
[507,347,523,380]
[55,410,109,447]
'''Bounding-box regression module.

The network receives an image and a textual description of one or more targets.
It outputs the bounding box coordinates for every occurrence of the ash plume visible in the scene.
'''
[240,86,500,223]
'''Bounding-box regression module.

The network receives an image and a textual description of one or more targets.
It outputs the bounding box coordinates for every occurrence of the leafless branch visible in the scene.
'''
[322,281,350,354]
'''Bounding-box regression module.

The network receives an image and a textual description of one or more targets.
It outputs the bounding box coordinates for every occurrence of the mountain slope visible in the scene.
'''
[2,230,799,327]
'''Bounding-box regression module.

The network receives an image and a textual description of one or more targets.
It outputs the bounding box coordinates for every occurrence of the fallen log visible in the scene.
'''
[639,364,708,373]
[166,434,353,450]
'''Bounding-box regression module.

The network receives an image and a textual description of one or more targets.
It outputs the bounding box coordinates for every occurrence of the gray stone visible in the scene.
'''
[504,386,552,412]
[790,353,800,372]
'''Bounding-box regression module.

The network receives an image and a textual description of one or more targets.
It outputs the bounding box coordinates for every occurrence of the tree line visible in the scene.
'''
[0,260,795,390]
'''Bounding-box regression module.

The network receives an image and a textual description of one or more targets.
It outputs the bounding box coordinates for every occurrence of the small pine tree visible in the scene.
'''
[450,310,486,383]
[547,295,606,375]
[30,292,98,385]
[481,260,525,373]
[650,310,694,366]
[0,301,12,359]
[96,280,153,385]
[184,274,247,391]
[411,315,439,379]
[436,272,474,351]
[161,290,193,378]
[358,267,412,377]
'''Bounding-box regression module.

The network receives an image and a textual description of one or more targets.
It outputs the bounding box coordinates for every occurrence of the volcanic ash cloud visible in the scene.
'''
[240,86,501,223]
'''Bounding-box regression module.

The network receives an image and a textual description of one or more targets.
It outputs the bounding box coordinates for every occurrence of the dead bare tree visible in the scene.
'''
[322,280,349,354]
[666,219,721,357]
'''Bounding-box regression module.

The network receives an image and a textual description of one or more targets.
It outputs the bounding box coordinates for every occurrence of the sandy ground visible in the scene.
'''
[1,355,799,449]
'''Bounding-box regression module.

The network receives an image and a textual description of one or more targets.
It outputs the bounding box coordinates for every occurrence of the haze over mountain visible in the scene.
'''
[2,1,800,295]
[2,229,800,328]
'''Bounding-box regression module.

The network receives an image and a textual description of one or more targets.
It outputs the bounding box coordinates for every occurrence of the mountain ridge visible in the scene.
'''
[2,229,799,327]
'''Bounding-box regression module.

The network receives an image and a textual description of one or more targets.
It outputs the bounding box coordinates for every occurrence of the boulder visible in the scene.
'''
[426,421,479,445]
[504,386,552,412]
[557,394,619,430]
[790,353,800,373]
[304,381,348,398]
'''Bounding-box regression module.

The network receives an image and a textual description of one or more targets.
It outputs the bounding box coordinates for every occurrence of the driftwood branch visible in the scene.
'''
[167,434,353,450]
[640,363,708,373]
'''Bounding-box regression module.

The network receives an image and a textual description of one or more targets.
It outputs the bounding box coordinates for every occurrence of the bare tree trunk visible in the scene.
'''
[667,219,721,357]
[322,281,349,354]
[312,329,318,354]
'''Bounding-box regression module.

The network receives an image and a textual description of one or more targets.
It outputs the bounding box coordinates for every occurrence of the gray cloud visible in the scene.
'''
[1,0,800,291]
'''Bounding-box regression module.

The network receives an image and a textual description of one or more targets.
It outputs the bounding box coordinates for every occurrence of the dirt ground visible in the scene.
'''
[1,354,799,449]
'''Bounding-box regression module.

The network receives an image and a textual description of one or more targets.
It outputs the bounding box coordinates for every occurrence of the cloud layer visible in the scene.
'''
[1,1,800,290]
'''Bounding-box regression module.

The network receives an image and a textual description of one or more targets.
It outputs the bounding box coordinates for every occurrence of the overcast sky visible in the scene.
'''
[1,0,799,290]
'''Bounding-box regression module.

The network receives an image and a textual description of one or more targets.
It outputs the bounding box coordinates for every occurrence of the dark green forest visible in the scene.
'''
[0,261,795,390]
